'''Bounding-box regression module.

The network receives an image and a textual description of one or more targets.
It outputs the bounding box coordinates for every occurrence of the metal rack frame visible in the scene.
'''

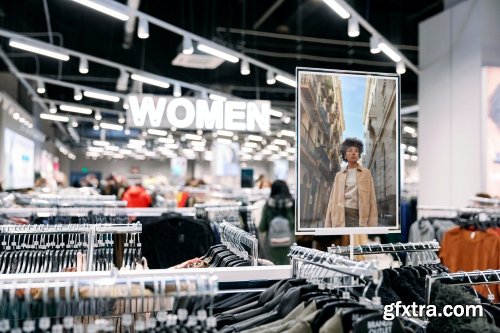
[425,269,500,305]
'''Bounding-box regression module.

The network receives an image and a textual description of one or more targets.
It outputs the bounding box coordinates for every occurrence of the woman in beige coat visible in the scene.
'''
[325,138,378,228]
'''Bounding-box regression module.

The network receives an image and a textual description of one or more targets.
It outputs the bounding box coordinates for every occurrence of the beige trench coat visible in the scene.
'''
[324,165,378,228]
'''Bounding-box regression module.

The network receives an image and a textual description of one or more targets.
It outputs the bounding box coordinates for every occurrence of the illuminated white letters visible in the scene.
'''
[225,101,246,131]
[246,102,270,132]
[128,95,166,127]
[166,98,196,129]
[127,95,271,132]
[195,100,224,130]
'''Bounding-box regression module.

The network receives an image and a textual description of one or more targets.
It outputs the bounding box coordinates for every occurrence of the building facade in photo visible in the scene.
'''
[299,74,345,228]
[362,78,398,226]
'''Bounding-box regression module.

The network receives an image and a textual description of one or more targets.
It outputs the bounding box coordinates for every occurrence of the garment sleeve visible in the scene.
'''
[367,173,378,227]
[259,205,270,233]
[324,174,338,228]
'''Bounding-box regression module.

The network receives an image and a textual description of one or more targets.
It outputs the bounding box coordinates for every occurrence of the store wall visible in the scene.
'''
[68,156,296,188]
[419,0,500,207]
[70,154,173,180]
[194,160,296,187]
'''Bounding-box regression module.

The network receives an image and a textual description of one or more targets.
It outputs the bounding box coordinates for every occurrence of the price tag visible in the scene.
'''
[134,319,145,332]
[63,317,74,329]
[39,318,51,331]
[51,324,63,333]
[22,320,35,332]
[121,314,133,327]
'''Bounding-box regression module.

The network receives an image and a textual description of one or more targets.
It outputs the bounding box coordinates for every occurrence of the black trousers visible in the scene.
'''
[345,208,359,227]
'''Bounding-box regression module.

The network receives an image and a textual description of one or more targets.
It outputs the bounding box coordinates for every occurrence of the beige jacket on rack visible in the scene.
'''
[324,165,378,228]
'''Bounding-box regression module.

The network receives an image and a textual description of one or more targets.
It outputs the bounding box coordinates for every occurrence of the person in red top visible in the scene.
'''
[121,183,152,208]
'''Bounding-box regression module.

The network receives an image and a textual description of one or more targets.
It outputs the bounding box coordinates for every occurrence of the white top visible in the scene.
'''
[344,168,358,209]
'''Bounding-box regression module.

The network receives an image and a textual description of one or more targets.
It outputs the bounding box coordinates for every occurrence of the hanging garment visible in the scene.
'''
[141,214,215,268]
[440,227,500,301]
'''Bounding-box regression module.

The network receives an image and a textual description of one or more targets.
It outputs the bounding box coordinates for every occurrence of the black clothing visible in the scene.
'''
[141,214,215,268]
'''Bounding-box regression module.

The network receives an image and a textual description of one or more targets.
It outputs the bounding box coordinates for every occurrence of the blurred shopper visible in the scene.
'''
[121,183,152,208]
[259,180,295,265]
[255,174,272,189]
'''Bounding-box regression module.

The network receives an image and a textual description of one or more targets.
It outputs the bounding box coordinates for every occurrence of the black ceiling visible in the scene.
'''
[0,0,441,144]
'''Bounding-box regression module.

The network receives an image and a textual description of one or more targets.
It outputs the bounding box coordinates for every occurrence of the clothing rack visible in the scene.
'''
[0,223,142,272]
[15,193,118,202]
[0,269,219,322]
[220,222,258,266]
[425,269,500,305]
[417,205,500,219]
[289,245,380,280]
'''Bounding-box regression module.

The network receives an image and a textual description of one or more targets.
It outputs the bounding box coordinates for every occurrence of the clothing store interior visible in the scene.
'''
[0,0,499,332]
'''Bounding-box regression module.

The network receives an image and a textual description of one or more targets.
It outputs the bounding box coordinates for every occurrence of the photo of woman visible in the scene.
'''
[297,68,399,234]
[324,138,378,228]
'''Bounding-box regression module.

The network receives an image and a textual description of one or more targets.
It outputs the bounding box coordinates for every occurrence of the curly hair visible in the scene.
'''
[340,137,364,162]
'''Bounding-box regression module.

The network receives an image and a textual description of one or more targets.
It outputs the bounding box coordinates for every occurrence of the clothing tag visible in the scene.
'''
[470,232,476,239]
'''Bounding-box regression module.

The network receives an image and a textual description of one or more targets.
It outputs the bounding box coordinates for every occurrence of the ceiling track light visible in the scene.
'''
[83,90,120,102]
[147,128,168,137]
[74,88,83,101]
[79,57,89,74]
[116,70,129,91]
[93,122,100,131]
[240,60,250,76]
[269,109,283,118]
[173,84,182,97]
[216,130,233,137]
[182,36,194,55]
[94,110,102,121]
[370,36,380,54]
[118,115,126,124]
[266,71,276,85]
[99,122,123,131]
[9,39,70,61]
[209,93,227,102]
[131,74,170,88]
[59,105,92,115]
[36,80,46,94]
[275,74,296,88]
[378,42,402,62]
[197,44,239,63]
[322,0,350,19]
[137,17,149,39]
[347,17,360,37]
[396,61,406,74]
[49,102,57,114]
[123,100,129,110]
[40,113,69,122]
[71,119,78,128]
[70,0,129,21]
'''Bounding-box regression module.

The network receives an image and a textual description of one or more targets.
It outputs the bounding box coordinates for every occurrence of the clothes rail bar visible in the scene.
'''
[289,244,380,279]
[425,269,500,305]
[0,207,194,217]
[328,240,440,255]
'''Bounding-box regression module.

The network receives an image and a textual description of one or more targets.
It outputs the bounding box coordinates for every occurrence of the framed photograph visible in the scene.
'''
[296,68,401,235]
